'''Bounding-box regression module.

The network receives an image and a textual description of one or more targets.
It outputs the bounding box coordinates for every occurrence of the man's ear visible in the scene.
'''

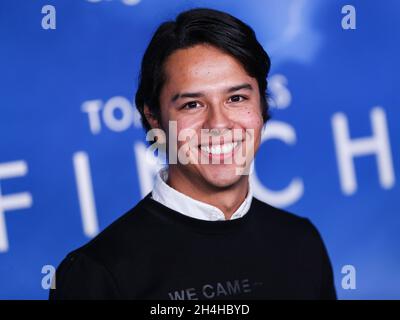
[143,104,160,129]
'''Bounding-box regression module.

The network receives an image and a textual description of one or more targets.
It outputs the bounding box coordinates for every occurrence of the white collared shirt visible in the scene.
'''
[151,167,253,221]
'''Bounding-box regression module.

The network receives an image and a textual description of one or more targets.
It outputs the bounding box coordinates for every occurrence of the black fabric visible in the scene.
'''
[49,193,337,300]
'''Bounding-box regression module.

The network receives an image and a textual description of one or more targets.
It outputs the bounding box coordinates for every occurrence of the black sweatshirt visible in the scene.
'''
[49,193,336,300]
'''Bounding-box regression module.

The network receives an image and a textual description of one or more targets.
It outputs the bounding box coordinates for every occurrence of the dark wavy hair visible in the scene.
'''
[135,8,271,132]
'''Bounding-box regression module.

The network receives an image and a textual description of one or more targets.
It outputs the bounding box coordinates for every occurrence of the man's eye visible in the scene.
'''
[228,95,247,103]
[182,101,200,109]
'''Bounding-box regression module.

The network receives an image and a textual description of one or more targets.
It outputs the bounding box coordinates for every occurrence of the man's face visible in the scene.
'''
[157,44,264,189]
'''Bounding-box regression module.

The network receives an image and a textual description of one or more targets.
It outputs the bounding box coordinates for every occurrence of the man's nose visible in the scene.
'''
[203,104,234,131]
[202,104,234,144]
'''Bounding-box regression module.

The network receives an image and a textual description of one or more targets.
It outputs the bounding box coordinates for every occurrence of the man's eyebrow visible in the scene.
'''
[170,83,253,103]
[171,91,204,103]
[226,83,253,93]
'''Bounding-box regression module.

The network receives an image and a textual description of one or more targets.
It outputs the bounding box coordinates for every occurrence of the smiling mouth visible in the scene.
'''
[199,141,241,156]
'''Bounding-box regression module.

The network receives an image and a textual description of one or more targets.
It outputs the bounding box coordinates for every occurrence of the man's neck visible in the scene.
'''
[166,166,249,220]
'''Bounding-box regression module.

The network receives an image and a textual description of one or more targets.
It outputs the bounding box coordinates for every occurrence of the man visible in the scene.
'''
[50,8,336,300]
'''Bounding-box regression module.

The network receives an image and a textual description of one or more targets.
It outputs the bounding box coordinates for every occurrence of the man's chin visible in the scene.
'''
[199,166,245,189]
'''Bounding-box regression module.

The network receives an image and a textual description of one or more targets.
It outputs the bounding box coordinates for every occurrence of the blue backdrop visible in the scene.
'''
[0,0,399,299]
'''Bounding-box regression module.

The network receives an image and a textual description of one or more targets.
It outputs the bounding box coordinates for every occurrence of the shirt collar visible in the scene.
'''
[151,167,253,221]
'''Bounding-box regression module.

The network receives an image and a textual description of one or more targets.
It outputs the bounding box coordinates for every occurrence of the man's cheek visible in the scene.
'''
[174,126,199,165]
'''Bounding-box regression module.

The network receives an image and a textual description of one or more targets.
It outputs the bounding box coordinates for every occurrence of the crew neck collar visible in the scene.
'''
[141,192,255,235]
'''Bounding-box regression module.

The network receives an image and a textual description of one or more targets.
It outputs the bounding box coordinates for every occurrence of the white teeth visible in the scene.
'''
[200,142,238,155]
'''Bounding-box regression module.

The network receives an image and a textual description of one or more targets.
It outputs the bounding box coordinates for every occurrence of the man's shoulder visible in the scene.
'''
[250,196,320,238]
[251,197,330,270]
[251,196,307,224]
[251,198,336,299]
[64,194,155,265]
